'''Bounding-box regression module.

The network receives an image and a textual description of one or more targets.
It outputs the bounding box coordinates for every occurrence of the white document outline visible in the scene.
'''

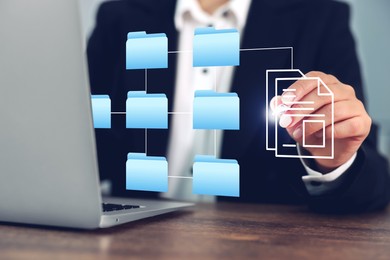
[266,72,334,159]
[265,69,305,151]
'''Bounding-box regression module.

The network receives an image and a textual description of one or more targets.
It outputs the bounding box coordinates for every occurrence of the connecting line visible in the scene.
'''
[167,47,294,69]
[145,69,148,92]
[168,176,193,179]
[113,112,191,115]
[213,67,217,157]
[145,129,148,155]
[111,112,126,115]
[143,68,148,154]
[214,67,217,92]
[168,112,192,115]
[240,47,293,52]
[167,50,192,54]
[214,130,217,157]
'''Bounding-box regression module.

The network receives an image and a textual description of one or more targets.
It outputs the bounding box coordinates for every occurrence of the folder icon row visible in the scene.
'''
[126,31,168,70]
[125,153,239,196]
[125,27,239,70]
[193,90,240,130]
[92,90,238,130]
[126,153,168,192]
[91,95,111,128]
[126,91,168,129]
[193,156,240,197]
[193,27,240,67]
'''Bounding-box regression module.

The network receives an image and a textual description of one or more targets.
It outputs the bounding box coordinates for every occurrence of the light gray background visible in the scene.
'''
[79,0,390,160]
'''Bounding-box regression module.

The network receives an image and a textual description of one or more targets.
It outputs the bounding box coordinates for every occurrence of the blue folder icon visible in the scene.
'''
[193,27,239,67]
[193,155,239,197]
[126,31,168,70]
[126,91,168,129]
[126,153,168,192]
[91,95,111,128]
[193,90,239,130]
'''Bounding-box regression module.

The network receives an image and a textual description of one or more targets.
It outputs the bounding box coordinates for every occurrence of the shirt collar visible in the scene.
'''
[174,0,252,31]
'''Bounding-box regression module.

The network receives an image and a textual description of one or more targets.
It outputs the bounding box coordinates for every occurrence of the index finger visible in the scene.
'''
[281,71,337,104]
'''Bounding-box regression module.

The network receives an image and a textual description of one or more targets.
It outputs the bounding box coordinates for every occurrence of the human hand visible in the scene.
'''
[271,71,371,172]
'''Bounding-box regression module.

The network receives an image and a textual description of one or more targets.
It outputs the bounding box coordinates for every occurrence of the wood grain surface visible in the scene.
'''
[1,202,390,259]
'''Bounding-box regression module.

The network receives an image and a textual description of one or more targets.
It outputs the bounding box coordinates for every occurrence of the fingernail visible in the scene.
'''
[270,96,278,111]
[293,127,303,139]
[279,115,292,128]
[282,94,295,103]
[274,104,289,116]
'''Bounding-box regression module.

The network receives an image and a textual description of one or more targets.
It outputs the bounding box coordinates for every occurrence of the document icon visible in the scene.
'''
[126,91,168,129]
[193,155,239,197]
[193,90,239,130]
[91,95,111,128]
[126,31,168,70]
[266,69,334,159]
[126,153,168,192]
[193,27,239,67]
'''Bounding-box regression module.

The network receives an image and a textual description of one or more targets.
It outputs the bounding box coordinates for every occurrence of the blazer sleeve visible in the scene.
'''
[304,2,390,213]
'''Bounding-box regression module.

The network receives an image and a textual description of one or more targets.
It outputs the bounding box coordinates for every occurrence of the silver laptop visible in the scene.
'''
[0,0,192,229]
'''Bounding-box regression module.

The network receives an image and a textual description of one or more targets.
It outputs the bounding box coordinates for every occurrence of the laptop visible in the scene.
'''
[0,0,192,229]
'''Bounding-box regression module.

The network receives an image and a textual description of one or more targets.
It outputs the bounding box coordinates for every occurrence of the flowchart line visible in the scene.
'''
[168,47,294,69]
[168,176,193,179]
[145,69,148,92]
[145,129,148,155]
[214,130,217,157]
[144,69,148,154]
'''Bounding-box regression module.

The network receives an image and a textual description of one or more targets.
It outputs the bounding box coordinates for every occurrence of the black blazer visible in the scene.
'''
[87,0,390,213]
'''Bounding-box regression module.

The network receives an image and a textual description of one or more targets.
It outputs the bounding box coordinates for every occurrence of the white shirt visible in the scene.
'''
[161,0,355,201]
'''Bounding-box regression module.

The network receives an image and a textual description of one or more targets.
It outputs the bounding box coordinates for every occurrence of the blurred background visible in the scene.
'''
[78,0,390,163]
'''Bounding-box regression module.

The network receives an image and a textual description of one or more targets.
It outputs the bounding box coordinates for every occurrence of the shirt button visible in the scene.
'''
[203,68,209,74]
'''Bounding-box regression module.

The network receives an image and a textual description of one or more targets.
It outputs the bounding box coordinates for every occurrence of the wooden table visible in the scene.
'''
[1,202,390,259]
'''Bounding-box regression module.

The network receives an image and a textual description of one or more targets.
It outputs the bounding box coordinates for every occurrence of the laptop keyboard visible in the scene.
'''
[102,203,141,212]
